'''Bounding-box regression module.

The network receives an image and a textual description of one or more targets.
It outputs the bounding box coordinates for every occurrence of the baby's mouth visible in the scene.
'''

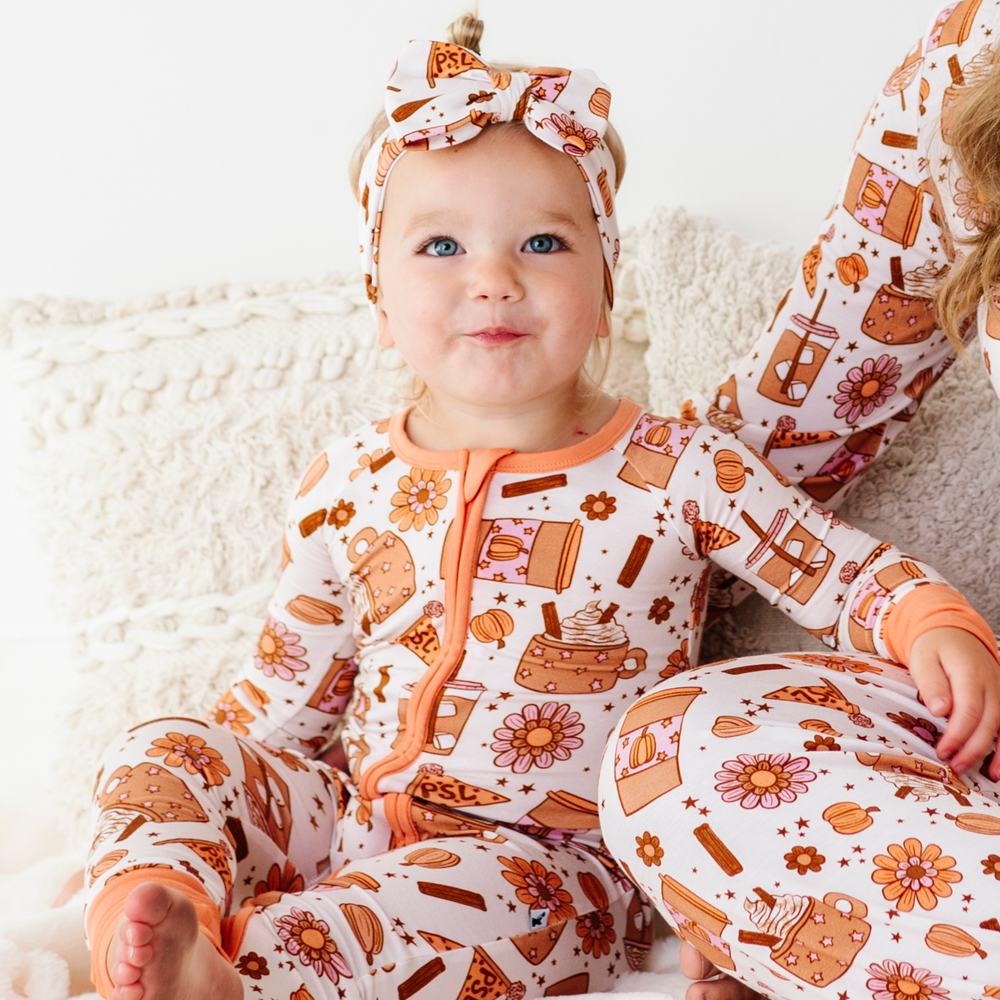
[468,327,526,344]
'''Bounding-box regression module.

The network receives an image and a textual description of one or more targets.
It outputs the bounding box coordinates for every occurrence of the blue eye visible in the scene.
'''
[424,237,460,256]
[525,234,561,253]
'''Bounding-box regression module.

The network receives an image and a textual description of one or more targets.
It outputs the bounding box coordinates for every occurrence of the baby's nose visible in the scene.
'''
[469,253,524,301]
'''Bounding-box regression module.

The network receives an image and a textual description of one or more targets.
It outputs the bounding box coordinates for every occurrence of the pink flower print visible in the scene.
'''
[833,355,902,423]
[543,113,599,156]
[254,617,308,680]
[866,960,949,1000]
[273,908,352,982]
[492,701,584,773]
[954,177,989,231]
[714,753,816,809]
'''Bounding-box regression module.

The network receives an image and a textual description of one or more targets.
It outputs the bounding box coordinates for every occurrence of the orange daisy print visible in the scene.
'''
[499,856,576,922]
[389,468,451,531]
[871,838,961,910]
[146,732,231,787]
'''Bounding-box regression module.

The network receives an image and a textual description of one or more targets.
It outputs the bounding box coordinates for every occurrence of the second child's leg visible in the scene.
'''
[599,653,1000,1000]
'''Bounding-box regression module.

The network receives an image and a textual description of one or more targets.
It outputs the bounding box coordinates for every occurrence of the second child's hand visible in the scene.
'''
[907,626,1000,779]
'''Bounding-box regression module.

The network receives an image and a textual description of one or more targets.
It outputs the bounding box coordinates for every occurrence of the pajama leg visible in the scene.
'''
[228,829,648,999]
[85,716,341,986]
[598,653,1000,1000]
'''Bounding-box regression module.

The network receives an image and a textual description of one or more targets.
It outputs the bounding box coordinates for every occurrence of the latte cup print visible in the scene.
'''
[518,789,601,837]
[617,415,695,490]
[347,526,416,633]
[397,679,486,755]
[758,311,839,407]
[515,633,647,694]
[739,888,871,987]
[659,874,736,972]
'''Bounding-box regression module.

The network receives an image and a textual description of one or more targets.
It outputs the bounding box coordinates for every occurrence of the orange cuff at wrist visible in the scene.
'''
[882,583,1000,667]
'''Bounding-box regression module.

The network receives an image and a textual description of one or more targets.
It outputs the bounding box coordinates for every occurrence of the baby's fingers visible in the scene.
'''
[942,678,999,774]
[906,644,953,723]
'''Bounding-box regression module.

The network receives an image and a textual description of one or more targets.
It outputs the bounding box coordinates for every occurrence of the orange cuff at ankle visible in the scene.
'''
[882,584,1000,667]
[87,868,228,996]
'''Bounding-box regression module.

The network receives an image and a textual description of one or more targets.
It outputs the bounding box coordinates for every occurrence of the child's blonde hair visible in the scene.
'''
[350,11,628,407]
[934,42,1000,350]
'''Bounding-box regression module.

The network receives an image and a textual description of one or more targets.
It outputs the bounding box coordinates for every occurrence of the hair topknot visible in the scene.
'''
[445,10,484,53]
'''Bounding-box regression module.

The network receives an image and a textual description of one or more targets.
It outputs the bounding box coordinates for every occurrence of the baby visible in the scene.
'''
[86,13,1000,1000]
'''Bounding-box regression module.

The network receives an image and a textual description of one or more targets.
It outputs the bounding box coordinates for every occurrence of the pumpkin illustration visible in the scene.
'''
[836,253,869,292]
[281,533,291,571]
[711,716,759,739]
[713,450,753,494]
[862,179,885,210]
[643,422,671,448]
[291,989,316,1000]
[944,812,1000,835]
[401,847,461,869]
[799,719,842,737]
[822,801,880,834]
[487,535,528,561]
[340,902,385,963]
[470,609,514,649]
[925,924,987,959]
[919,77,930,115]
[629,727,657,769]
[589,87,611,119]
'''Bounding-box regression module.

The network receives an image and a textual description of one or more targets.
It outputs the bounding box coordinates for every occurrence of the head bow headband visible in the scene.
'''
[357,39,619,306]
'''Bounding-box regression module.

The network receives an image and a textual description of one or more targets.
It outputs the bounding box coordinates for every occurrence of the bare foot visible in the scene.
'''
[105,882,241,1000]
[679,939,761,1000]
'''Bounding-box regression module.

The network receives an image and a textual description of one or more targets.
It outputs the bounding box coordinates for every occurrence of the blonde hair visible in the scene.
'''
[357,10,626,407]
[934,43,1000,350]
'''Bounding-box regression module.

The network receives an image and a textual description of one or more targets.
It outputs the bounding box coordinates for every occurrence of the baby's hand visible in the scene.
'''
[908,626,1000,778]
[679,941,761,1000]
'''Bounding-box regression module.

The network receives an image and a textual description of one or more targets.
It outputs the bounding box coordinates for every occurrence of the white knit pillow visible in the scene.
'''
[2,248,649,836]
[635,206,1000,664]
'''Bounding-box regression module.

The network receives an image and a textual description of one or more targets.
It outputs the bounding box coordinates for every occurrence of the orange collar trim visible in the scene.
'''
[387,399,641,473]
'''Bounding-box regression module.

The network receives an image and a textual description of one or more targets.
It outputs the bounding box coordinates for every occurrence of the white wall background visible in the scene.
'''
[0,0,947,870]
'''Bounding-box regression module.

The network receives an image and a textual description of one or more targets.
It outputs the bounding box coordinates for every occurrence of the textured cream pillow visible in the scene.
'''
[1,249,649,836]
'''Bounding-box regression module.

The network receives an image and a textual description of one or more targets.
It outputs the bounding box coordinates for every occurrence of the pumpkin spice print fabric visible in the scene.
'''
[598,653,1000,1000]
[684,0,1000,514]
[87,393,993,998]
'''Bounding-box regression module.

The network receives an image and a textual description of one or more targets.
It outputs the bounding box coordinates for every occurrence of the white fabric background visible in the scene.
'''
[0,0,947,872]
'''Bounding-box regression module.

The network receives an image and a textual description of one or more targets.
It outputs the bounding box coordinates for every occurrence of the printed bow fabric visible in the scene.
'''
[357,39,620,305]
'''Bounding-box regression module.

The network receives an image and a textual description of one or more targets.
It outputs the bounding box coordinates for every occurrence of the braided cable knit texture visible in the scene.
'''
[1,239,648,839]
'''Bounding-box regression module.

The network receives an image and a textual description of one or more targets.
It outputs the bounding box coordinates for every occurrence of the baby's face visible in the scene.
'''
[376,125,608,416]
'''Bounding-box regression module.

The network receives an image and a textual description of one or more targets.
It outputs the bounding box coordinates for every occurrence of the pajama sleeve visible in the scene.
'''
[205,446,360,756]
[667,422,992,664]
[686,6,997,507]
